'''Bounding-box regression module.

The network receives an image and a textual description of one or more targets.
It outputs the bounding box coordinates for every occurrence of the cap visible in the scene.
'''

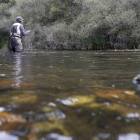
[16,16,24,22]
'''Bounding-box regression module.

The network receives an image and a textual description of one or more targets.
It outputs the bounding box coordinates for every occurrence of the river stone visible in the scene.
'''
[0,112,26,123]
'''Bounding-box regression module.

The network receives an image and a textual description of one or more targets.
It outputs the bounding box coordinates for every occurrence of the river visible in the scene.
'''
[0,50,140,140]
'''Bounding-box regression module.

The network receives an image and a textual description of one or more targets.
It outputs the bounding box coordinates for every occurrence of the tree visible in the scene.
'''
[1,0,140,50]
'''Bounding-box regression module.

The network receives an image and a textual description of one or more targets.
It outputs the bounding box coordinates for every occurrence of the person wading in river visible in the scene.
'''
[8,16,31,52]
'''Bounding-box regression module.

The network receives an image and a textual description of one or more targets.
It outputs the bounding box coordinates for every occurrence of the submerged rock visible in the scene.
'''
[132,75,140,92]
[0,112,26,123]
[132,74,140,84]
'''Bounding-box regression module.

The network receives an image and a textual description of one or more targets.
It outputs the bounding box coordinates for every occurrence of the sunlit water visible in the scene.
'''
[0,50,140,140]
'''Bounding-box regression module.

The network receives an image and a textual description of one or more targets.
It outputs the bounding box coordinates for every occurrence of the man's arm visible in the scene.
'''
[20,25,30,36]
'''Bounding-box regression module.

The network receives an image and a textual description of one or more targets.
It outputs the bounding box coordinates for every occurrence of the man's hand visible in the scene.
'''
[28,30,31,33]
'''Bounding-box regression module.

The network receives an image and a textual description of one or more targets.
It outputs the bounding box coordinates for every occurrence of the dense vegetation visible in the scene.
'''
[0,0,140,50]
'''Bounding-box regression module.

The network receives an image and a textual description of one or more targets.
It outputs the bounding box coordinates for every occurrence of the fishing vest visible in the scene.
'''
[10,23,21,38]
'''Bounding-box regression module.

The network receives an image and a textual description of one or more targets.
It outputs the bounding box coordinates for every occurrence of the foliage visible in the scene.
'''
[0,32,9,49]
[1,0,140,50]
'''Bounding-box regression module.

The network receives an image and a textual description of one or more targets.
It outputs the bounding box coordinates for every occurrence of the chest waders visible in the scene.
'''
[8,23,21,52]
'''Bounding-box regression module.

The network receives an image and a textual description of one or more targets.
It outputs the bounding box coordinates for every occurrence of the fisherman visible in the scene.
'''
[8,16,31,52]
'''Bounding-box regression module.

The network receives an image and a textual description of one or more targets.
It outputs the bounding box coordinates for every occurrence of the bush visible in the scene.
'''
[1,0,140,50]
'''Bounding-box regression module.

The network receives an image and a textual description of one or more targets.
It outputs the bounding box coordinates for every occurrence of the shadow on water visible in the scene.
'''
[0,51,140,140]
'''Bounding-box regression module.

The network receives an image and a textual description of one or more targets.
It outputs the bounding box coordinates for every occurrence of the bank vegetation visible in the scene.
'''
[0,0,140,50]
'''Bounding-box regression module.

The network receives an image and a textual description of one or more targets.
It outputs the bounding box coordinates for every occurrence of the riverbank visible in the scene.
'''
[1,47,140,52]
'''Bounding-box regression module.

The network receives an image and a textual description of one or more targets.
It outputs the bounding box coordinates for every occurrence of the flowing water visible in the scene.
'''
[0,50,140,140]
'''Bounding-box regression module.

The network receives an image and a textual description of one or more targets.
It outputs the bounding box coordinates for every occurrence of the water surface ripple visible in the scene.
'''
[0,51,140,140]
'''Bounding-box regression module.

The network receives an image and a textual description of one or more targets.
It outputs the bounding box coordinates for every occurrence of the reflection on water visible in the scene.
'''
[118,133,140,140]
[1,51,140,140]
[56,97,78,105]
[127,112,140,118]
[46,133,72,140]
[47,110,66,119]
[0,107,5,112]
[0,131,18,140]
[10,53,22,87]
[95,133,110,139]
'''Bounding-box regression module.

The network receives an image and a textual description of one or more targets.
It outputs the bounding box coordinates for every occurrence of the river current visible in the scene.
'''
[0,50,140,140]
